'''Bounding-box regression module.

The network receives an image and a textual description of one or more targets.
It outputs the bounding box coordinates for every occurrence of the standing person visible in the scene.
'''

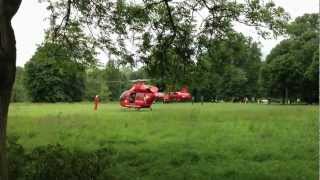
[94,95,100,111]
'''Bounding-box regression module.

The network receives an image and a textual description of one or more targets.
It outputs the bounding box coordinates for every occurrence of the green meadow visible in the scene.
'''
[7,103,318,180]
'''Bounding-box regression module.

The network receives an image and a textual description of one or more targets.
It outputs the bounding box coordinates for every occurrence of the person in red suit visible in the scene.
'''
[94,95,100,111]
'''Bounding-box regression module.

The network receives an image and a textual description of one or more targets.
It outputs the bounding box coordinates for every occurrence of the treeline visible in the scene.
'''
[12,14,318,104]
[191,32,261,101]
[12,54,148,103]
[261,14,318,104]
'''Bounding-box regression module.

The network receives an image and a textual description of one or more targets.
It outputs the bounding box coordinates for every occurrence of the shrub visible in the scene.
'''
[8,138,116,180]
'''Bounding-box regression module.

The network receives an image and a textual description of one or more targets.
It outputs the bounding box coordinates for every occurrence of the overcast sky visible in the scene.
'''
[12,0,319,67]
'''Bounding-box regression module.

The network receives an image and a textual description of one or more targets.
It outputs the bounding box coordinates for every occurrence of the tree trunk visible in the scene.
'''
[285,87,288,104]
[0,0,22,179]
[281,87,289,105]
[0,89,12,180]
[0,24,16,180]
[282,88,285,104]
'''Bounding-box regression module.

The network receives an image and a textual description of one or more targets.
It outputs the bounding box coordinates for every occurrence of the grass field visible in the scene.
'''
[7,102,318,180]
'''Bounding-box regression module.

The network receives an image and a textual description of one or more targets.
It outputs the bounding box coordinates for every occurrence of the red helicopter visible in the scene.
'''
[120,81,158,110]
[162,86,192,103]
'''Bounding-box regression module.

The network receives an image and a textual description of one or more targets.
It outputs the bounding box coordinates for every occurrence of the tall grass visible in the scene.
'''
[8,103,318,180]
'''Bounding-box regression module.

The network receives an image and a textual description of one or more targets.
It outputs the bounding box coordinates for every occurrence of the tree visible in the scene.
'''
[193,32,262,101]
[11,67,28,102]
[220,65,248,100]
[105,60,128,101]
[42,0,289,73]
[0,0,22,179]
[84,68,111,102]
[23,22,96,103]
[261,13,319,103]
[24,43,86,102]
[260,52,304,103]
[143,21,195,89]
[303,50,319,103]
[127,67,149,81]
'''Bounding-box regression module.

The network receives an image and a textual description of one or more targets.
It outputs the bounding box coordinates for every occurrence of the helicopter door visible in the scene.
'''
[129,93,136,104]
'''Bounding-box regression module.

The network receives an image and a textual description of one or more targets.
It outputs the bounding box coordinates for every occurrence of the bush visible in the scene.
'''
[8,136,26,180]
[8,138,115,180]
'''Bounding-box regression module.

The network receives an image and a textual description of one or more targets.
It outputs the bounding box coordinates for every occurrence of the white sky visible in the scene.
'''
[12,0,319,67]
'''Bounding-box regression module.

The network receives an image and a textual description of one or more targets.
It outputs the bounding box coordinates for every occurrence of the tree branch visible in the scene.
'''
[64,0,71,27]
[162,0,179,45]
[53,0,72,39]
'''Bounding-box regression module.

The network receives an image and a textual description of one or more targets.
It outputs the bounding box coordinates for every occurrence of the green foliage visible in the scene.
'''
[39,0,290,101]
[305,51,319,84]
[105,60,129,101]
[43,0,289,67]
[287,13,319,37]
[220,66,248,99]
[22,21,98,103]
[261,13,319,103]
[261,53,304,100]
[84,68,111,102]
[23,146,113,180]
[11,67,29,102]
[193,32,262,100]
[7,136,26,180]
[126,67,149,81]
[24,43,86,102]
[83,64,150,102]
[8,138,115,180]
[45,21,98,67]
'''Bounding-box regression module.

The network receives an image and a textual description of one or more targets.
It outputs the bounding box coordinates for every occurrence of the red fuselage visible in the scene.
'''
[120,82,158,109]
[162,86,192,103]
